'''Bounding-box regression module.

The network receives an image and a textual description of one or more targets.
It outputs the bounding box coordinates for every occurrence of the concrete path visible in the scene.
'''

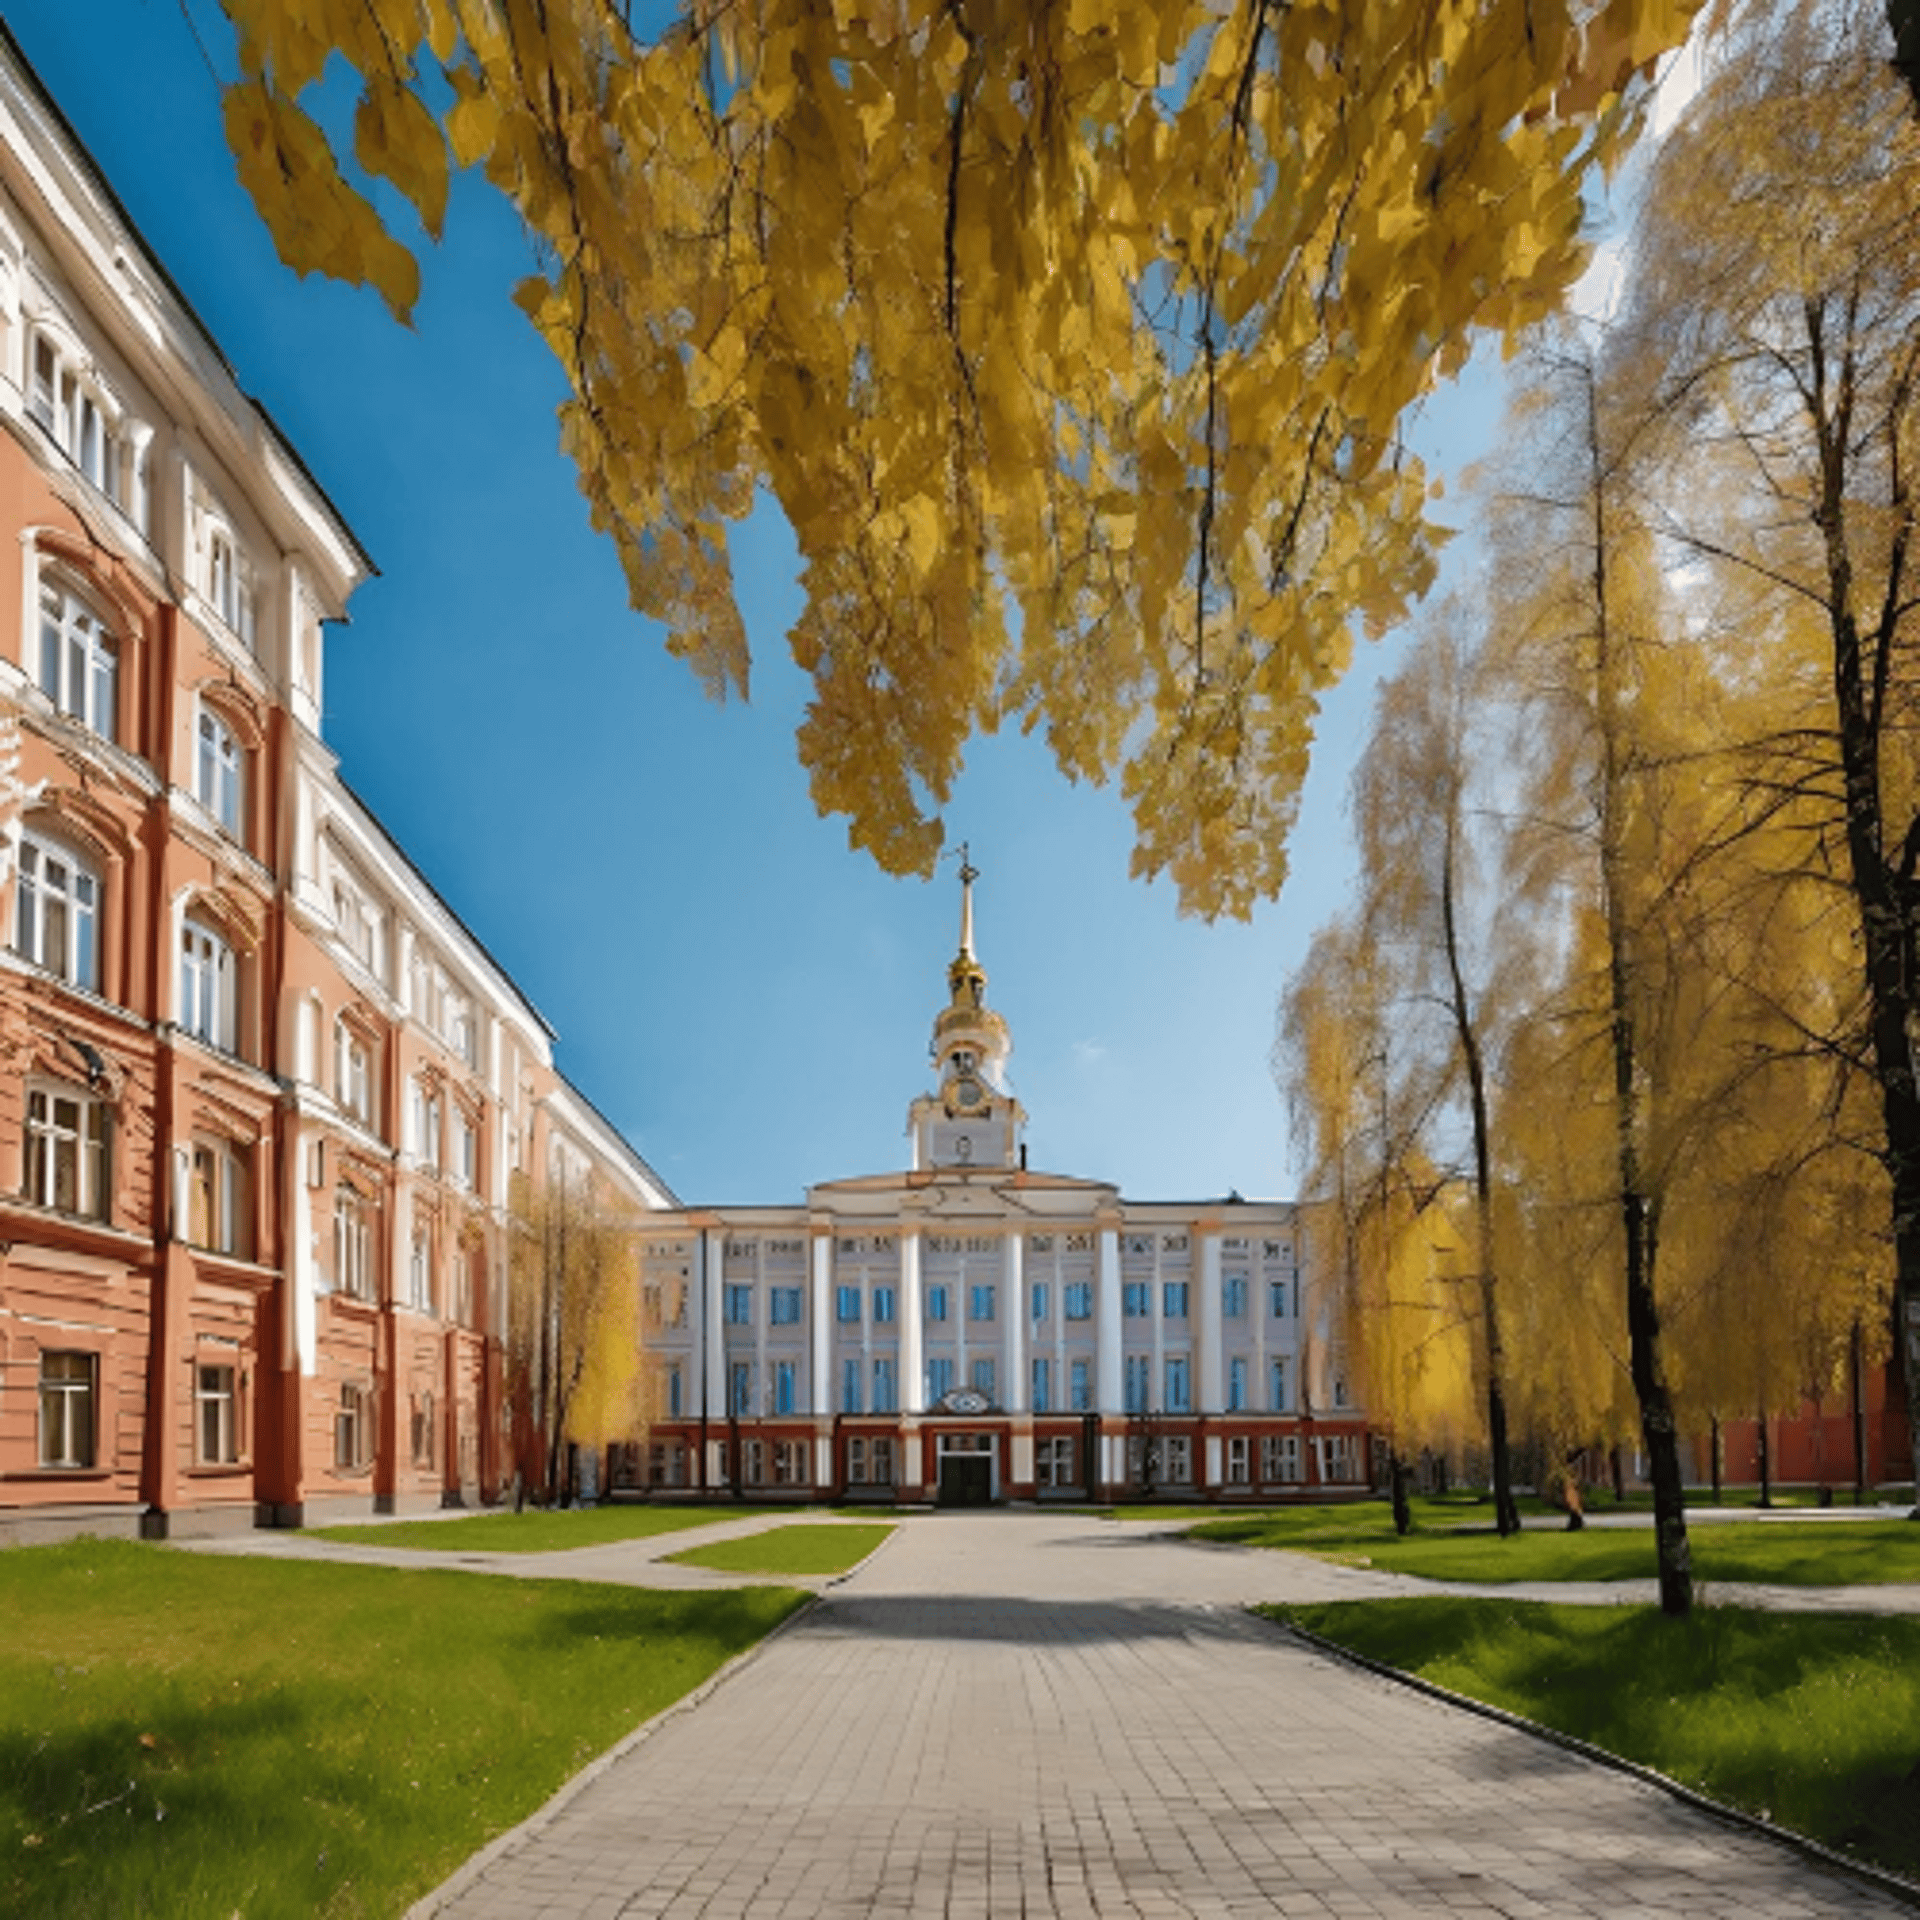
[407,1511,1918,1919]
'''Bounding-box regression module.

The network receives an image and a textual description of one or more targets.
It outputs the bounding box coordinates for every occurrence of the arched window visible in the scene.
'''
[14,828,99,990]
[195,705,243,835]
[37,581,116,740]
[206,525,256,649]
[179,917,235,1051]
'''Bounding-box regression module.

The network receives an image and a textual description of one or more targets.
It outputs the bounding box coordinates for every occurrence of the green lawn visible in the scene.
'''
[665,1523,895,1577]
[1191,1501,1920,1585]
[1,1540,804,1918]
[1267,1598,1920,1881]
[312,1502,786,1554]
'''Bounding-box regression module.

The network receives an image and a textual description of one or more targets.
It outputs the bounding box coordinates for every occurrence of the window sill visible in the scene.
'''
[5,1467,113,1482]
[185,1463,252,1479]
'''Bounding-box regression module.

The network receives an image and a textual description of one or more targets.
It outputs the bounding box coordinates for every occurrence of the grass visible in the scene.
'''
[1265,1597,1920,1882]
[311,1502,787,1554]
[664,1523,895,1577]
[1190,1500,1920,1585]
[0,1539,805,1918]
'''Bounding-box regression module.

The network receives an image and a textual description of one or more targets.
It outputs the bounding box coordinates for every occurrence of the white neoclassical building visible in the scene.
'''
[632,861,1368,1505]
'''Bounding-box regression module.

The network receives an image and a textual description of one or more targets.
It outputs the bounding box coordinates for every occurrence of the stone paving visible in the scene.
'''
[386,1511,1919,1919]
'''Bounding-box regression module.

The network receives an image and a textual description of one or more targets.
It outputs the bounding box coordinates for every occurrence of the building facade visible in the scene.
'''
[635,861,1368,1505]
[0,33,670,1544]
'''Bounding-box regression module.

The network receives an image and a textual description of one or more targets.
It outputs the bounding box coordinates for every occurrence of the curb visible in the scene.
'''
[404,1589,823,1918]
[1264,1609,1920,1913]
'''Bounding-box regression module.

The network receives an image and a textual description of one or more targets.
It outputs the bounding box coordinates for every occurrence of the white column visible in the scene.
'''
[1005,1231,1026,1412]
[1096,1226,1122,1412]
[810,1229,832,1416]
[701,1228,726,1420]
[900,1227,925,1413]
[1198,1230,1224,1413]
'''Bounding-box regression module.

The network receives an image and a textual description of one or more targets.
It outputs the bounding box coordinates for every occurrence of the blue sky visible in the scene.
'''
[10,3,1504,1205]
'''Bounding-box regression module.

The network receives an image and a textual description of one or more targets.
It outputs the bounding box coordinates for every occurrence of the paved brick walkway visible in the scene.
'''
[413,1512,1916,1918]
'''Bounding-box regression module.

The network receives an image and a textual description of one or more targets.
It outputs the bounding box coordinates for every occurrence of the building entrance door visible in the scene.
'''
[935,1431,996,1506]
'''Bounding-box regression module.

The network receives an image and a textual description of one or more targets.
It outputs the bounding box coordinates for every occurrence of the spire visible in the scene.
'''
[947,843,988,1011]
[957,842,977,962]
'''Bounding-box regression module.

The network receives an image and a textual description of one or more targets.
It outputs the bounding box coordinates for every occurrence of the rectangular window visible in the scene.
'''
[334,1187,373,1299]
[1229,1356,1247,1412]
[407,1226,432,1312]
[195,707,243,835]
[412,1084,442,1171]
[179,920,236,1051]
[926,1284,949,1322]
[334,1382,371,1471]
[1165,1355,1192,1414]
[769,1286,803,1325]
[847,1435,869,1485]
[1262,1434,1301,1483]
[1030,1282,1049,1322]
[38,1350,96,1468]
[410,1390,436,1470]
[336,1024,373,1126]
[1064,1282,1092,1321]
[1270,1279,1291,1319]
[872,1286,896,1325]
[1031,1356,1051,1413]
[744,1438,766,1486]
[724,1283,753,1325]
[774,1359,797,1415]
[1036,1435,1075,1490]
[872,1357,897,1414]
[453,1114,477,1190]
[1223,1275,1248,1318]
[197,1362,239,1464]
[1124,1353,1149,1414]
[969,1283,996,1321]
[667,1363,683,1420]
[188,1137,250,1258]
[38,584,116,740]
[870,1437,895,1486]
[1226,1435,1250,1485]
[1069,1358,1091,1412]
[774,1440,806,1486]
[841,1356,863,1415]
[24,1086,110,1220]
[1162,1281,1189,1320]
[926,1356,954,1401]
[1123,1280,1150,1318]
[15,834,99,989]
[1163,1436,1193,1485]
[836,1285,862,1324]
[1269,1357,1289,1412]
[970,1357,995,1400]
[729,1360,754,1416]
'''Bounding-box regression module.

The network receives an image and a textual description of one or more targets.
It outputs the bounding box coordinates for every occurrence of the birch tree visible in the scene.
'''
[210,0,1700,910]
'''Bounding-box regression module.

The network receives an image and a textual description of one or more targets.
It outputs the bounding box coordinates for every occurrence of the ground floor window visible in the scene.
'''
[1036,1434,1075,1490]
[410,1390,436,1470]
[1262,1434,1301,1483]
[197,1362,239,1464]
[870,1436,894,1485]
[1321,1433,1359,1482]
[1226,1435,1250,1485]
[1163,1436,1192,1485]
[648,1441,687,1487]
[335,1382,372,1472]
[744,1437,766,1486]
[774,1439,807,1485]
[39,1350,96,1467]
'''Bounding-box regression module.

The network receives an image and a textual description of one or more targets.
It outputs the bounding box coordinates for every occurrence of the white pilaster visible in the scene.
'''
[810,1228,832,1415]
[900,1227,925,1412]
[701,1227,726,1419]
[1005,1230,1026,1412]
[1199,1230,1224,1413]
[1096,1226,1122,1412]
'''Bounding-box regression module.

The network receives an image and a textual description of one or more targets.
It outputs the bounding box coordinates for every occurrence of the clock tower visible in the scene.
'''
[909,849,1026,1172]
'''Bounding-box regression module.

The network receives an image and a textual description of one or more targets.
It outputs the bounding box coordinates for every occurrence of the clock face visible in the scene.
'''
[955,1076,983,1109]
[945,1388,989,1414]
